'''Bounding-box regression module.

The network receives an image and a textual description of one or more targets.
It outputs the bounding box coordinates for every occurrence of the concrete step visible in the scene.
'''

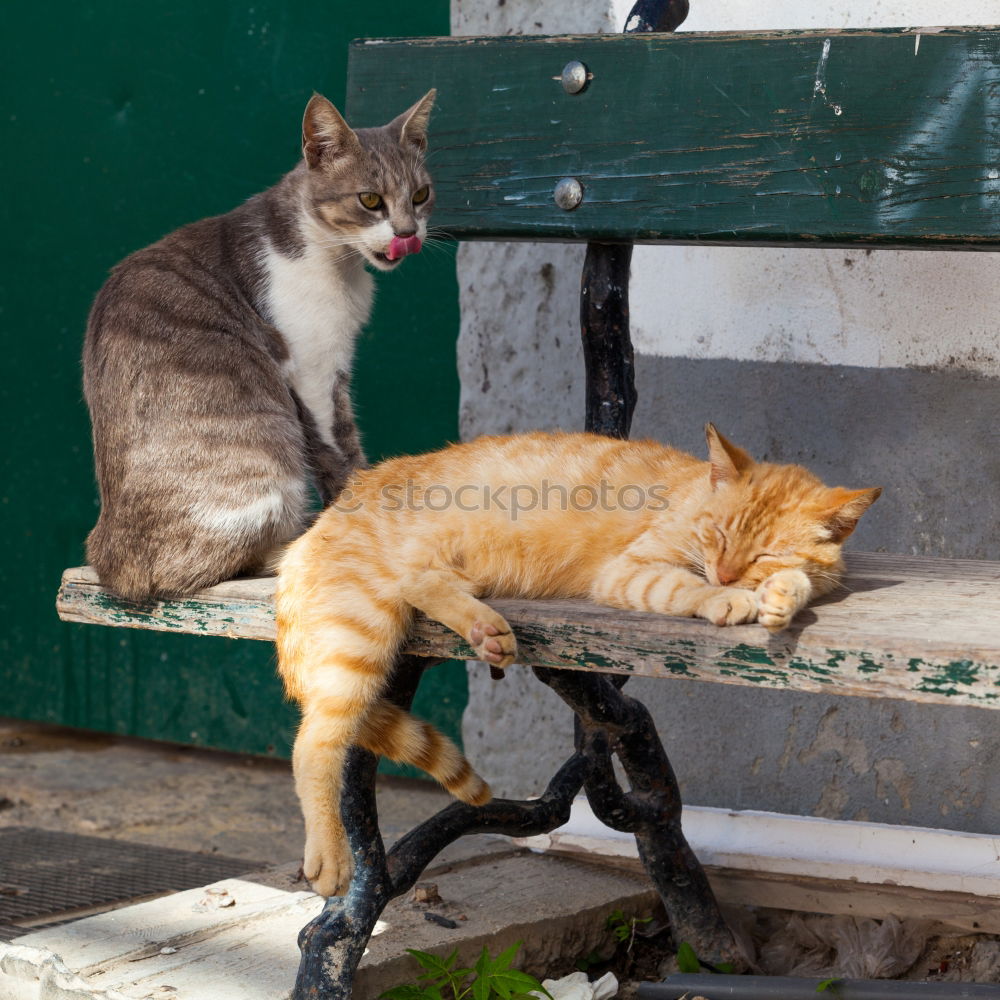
[0,842,657,1000]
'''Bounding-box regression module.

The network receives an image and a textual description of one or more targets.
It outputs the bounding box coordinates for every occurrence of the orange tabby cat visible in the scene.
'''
[276,426,879,895]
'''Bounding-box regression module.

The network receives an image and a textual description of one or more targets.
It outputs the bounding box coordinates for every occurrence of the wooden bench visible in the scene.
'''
[57,6,1000,997]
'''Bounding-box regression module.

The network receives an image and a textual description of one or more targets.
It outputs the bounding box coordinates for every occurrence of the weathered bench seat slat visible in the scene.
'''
[57,553,1000,709]
[348,28,1000,248]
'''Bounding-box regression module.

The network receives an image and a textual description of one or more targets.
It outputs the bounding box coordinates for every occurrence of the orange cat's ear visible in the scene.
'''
[388,89,437,153]
[705,423,754,490]
[302,93,362,169]
[822,487,882,542]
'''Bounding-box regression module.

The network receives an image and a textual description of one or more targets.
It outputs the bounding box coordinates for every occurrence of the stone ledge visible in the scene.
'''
[0,847,657,1000]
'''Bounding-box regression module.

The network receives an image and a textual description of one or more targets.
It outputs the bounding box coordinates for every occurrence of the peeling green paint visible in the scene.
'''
[855,653,884,675]
[578,651,626,671]
[825,650,848,673]
[788,655,835,679]
[918,659,980,692]
[724,644,777,667]
[663,659,693,676]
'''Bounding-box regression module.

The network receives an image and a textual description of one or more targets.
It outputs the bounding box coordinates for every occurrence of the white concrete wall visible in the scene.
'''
[454,0,1000,833]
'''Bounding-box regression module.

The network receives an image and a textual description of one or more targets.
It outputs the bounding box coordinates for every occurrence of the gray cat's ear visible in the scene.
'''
[387,89,437,152]
[705,423,754,490]
[822,486,882,542]
[302,93,362,169]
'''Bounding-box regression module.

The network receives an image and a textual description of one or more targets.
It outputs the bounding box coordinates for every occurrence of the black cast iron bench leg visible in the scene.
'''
[292,658,738,997]
[292,655,590,998]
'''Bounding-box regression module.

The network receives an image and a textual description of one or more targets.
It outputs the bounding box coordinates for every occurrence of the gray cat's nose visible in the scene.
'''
[394,228,417,238]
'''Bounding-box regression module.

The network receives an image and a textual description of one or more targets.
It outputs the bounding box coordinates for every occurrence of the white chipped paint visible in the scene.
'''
[263,215,373,451]
[813,37,831,95]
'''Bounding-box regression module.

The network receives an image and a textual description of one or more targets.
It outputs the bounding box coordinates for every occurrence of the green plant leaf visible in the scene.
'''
[386,943,547,1000]
[817,979,842,993]
[491,942,522,973]
[474,948,491,978]
[491,970,549,999]
[676,941,701,974]
[471,974,491,1000]
[379,986,433,1000]
[408,949,457,979]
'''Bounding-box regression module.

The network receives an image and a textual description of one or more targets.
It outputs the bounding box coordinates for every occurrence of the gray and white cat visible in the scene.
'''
[84,90,436,601]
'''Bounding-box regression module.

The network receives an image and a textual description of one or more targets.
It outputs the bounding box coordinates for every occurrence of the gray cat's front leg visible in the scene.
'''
[330,373,367,474]
[290,381,363,507]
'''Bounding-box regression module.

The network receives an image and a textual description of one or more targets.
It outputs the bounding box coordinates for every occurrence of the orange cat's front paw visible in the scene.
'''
[303,832,353,898]
[470,616,517,671]
[756,569,811,632]
[699,588,758,626]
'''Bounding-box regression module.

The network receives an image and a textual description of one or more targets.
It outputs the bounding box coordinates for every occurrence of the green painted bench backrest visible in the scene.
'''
[346,28,1000,248]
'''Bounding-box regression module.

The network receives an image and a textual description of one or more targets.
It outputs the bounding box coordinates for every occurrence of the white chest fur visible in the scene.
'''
[263,239,373,451]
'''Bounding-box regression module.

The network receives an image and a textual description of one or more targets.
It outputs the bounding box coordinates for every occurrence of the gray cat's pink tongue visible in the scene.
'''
[386,235,422,261]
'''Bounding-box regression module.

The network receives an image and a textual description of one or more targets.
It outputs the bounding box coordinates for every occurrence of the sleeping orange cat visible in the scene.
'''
[276,426,879,895]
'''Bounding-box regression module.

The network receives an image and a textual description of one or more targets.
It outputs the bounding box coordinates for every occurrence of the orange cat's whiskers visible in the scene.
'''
[677,541,707,576]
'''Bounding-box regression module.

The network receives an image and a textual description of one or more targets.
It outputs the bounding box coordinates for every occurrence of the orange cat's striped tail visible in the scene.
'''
[358,699,491,806]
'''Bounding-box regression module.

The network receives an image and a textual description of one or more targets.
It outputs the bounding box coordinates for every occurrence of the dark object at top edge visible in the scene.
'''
[624,0,690,33]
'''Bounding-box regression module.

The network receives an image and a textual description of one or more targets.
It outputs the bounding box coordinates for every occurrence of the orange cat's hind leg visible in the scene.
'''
[292,707,358,897]
[358,699,491,806]
[277,570,408,898]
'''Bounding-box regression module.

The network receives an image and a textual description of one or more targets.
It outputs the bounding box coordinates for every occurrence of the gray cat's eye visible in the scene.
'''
[412,185,430,205]
[358,192,383,210]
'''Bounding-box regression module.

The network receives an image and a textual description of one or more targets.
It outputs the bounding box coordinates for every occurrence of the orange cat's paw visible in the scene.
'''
[699,588,758,627]
[303,833,353,898]
[470,616,517,671]
[756,569,811,632]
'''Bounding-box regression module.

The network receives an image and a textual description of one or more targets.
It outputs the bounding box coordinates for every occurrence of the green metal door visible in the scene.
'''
[0,1,464,765]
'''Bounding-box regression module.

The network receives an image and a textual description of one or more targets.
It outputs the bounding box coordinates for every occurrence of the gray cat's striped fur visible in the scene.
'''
[84,90,436,601]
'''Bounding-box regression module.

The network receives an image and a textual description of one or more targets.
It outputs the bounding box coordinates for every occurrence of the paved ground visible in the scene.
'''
[0,717,452,865]
[0,718,662,999]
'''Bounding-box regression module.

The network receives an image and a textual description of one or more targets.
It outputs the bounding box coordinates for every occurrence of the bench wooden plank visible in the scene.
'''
[57,554,1000,709]
[347,28,1000,248]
